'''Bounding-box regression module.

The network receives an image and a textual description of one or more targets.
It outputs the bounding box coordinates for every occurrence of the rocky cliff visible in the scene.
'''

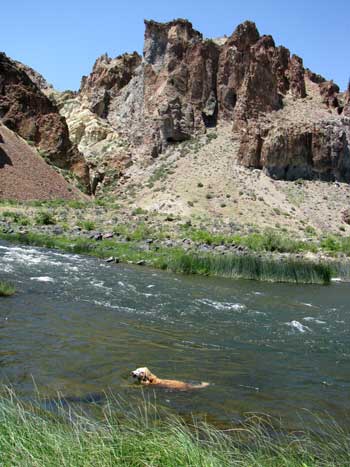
[58,18,350,194]
[0,53,90,192]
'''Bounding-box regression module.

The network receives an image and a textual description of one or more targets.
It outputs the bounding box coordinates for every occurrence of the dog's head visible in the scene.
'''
[131,367,155,383]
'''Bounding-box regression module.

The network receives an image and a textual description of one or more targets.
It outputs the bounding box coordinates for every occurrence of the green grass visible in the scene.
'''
[170,253,331,285]
[187,229,318,254]
[1,211,30,226]
[0,231,333,284]
[0,281,16,297]
[320,235,350,256]
[147,164,169,185]
[0,391,349,466]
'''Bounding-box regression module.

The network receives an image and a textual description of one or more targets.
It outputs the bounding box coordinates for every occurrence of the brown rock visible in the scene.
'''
[217,22,306,125]
[343,83,350,117]
[287,55,306,98]
[58,18,349,187]
[305,68,326,84]
[238,119,350,182]
[342,209,350,225]
[319,80,340,109]
[143,19,220,144]
[0,53,90,192]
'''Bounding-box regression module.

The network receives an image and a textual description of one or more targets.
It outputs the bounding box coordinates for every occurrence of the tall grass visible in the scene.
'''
[0,281,15,297]
[328,259,350,281]
[0,390,349,467]
[170,253,332,285]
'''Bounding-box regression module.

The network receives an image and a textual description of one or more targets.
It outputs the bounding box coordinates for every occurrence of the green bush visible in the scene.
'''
[34,211,56,225]
[132,207,148,216]
[321,236,350,256]
[78,220,96,231]
[1,211,30,226]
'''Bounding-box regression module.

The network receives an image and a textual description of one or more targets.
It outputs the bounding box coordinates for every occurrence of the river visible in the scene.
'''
[0,241,349,430]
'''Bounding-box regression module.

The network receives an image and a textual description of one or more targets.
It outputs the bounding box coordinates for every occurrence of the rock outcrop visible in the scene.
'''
[80,52,142,118]
[344,84,350,117]
[238,118,350,181]
[0,53,90,192]
[55,18,350,188]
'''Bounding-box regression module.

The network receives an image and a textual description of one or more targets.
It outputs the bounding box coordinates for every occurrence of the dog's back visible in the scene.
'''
[152,378,209,391]
[131,367,209,391]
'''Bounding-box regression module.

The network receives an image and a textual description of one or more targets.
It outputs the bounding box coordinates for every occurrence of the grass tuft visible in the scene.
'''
[0,281,16,297]
[77,220,96,231]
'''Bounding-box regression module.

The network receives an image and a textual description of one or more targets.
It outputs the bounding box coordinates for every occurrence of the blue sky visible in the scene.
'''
[2,0,349,91]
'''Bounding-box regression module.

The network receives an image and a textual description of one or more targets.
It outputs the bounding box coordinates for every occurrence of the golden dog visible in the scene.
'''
[131,367,209,390]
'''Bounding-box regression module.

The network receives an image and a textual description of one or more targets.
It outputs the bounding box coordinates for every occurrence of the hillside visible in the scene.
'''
[0,124,85,201]
[0,52,90,196]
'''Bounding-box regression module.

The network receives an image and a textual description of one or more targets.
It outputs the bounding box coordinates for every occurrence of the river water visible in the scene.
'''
[0,241,349,430]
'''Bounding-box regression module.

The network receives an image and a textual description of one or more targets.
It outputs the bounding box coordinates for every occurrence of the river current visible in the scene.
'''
[0,241,349,430]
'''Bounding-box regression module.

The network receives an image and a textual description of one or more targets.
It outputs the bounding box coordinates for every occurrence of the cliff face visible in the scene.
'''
[57,18,350,192]
[0,53,90,192]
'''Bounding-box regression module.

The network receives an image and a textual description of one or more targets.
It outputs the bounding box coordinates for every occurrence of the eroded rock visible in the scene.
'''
[0,53,90,191]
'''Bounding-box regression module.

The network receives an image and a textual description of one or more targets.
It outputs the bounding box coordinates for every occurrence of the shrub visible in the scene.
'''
[78,220,96,231]
[207,132,218,141]
[132,207,148,216]
[1,211,30,226]
[35,211,56,225]
[304,225,317,236]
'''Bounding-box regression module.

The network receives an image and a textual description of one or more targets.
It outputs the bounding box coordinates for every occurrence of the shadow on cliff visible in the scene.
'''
[0,147,13,169]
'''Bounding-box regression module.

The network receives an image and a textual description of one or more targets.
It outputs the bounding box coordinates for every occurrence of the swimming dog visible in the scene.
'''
[131,367,209,390]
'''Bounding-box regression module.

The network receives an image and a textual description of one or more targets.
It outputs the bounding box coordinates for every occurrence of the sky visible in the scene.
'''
[1,0,349,91]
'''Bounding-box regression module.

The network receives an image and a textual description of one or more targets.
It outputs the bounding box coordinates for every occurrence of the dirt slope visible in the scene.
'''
[117,123,350,238]
[0,124,85,201]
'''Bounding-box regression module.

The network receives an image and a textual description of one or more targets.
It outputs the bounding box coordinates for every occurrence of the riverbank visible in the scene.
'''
[1,199,350,284]
[0,391,349,467]
[0,231,334,284]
